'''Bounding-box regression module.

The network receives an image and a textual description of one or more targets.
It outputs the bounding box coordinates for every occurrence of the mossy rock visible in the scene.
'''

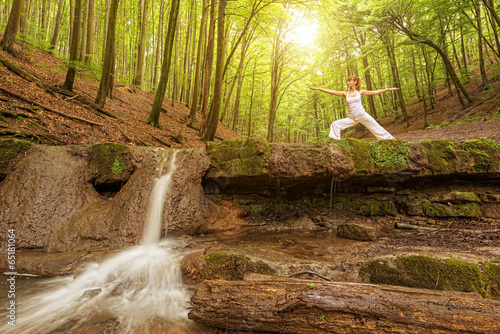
[461,139,500,173]
[419,139,457,174]
[0,138,32,178]
[360,255,499,299]
[430,191,481,204]
[207,135,270,177]
[335,138,374,174]
[337,196,397,216]
[368,140,413,173]
[201,252,275,281]
[87,143,131,185]
[420,199,482,218]
[483,262,500,299]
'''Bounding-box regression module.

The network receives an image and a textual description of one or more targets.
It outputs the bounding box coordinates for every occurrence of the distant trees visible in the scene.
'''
[1,0,499,142]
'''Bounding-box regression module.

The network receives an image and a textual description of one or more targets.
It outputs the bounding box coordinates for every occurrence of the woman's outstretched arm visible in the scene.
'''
[361,87,399,96]
[310,87,346,97]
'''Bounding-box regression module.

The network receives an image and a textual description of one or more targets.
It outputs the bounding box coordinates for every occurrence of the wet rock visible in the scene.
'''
[337,222,380,241]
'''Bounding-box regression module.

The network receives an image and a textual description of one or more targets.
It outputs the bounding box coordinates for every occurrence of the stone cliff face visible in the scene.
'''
[0,136,499,275]
[0,141,210,256]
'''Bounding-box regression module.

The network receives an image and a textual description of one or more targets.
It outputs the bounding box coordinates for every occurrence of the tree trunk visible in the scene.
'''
[84,0,95,63]
[189,280,500,334]
[199,0,215,136]
[62,0,82,92]
[203,0,226,141]
[79,0,88,61]
[1,0,25,56]
[146,0,180,128]
[133,0,148,87]
[49,0,64,52]
[189,0,208,121]
[476,1,487,85]
[94,0,119,107]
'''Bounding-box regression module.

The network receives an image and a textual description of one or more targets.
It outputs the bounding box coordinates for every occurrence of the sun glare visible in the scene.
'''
[291,23,318,46]
[289,8,319,47]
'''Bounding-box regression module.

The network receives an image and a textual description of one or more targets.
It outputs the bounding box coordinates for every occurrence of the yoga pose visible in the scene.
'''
[310,76,398,140]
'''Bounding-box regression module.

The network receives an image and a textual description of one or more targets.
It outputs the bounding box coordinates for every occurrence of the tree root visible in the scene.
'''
[0,86,103,127]
[150,134,172,147]
[52,87,120,120]
[0,130,67,145]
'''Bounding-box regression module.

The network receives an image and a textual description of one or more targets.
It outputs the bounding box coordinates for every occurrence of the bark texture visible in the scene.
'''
[189,280,500,334]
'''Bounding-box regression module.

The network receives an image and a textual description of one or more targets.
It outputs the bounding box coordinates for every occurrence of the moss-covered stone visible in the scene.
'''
[87,142,131,185]
[201,252,275,281]
[461,139,500,173]
[419,139,457,174]
[368,140,413,173]
[337,196,397,216]
[430,191,481,204]
[335,138,374,174]
[360,255,499,299]
[483,262,500,299]
[207,135,271,177]
[420,199,482,218]
[0,138,32,177]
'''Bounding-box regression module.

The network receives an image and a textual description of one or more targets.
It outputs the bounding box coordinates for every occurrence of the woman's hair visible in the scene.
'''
[347,76,361,91]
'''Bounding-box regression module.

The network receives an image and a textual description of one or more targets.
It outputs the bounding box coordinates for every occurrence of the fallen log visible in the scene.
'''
[189,280,500,334]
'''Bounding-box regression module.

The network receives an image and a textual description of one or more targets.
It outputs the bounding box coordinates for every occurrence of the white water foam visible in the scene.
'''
[1,149,192,333]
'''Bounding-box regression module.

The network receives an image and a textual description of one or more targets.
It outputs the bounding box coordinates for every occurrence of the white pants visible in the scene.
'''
[329,112,394,140]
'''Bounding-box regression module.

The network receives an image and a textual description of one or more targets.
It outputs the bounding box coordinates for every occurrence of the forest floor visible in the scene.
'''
[0,43,499,148]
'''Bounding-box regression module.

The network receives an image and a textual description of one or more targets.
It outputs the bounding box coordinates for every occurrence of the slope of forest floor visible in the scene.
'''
[0,44,243,149]
[1,43,499,148]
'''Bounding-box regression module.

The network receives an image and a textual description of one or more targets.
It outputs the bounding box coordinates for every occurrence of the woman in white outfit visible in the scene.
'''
[310,76,398,140]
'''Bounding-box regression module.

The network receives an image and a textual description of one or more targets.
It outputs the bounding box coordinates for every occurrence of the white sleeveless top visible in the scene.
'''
[345,90,365,117]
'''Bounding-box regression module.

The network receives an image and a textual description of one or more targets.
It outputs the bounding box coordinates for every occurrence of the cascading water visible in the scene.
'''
[1,149,193,334]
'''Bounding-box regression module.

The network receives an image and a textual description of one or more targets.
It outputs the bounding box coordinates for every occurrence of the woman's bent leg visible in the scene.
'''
[358,113,394,140]
[329,118,358,139]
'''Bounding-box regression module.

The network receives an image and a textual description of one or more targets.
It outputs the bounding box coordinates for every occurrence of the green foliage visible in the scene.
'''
[111,157,126,174]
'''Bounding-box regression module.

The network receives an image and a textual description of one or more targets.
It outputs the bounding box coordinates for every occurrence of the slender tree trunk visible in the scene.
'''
[199,0,216,136]
[49,0,64,52]
[411,47,422,101]
[62,0,82,92]
[79,0,88,61]
[153,0,165,88]
[204,0,226,141]
[189,0,208,121]
[95,0,119,107]
[146,0,180,128]
[476,1,487,85]
[133,0,148,87]
[1,0,25,56]
[85,0,95,63]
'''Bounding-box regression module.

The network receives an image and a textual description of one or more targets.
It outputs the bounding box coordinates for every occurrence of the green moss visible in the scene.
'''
[202,252,275,281]
[420,199,482,218]
[361,255,491,297]
[0,138,32,177]
[483,262,500,299]
[88,143,130,184]
[207,135,270,177]
[335,138,374,174]
[368,140,413,172]
[419,139,457,174]
[461,139,500,172]
[337,196,397,216]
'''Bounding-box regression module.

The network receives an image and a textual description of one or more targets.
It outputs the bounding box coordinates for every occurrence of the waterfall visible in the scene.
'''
[142,150,178,244]
[1,149,192,334]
